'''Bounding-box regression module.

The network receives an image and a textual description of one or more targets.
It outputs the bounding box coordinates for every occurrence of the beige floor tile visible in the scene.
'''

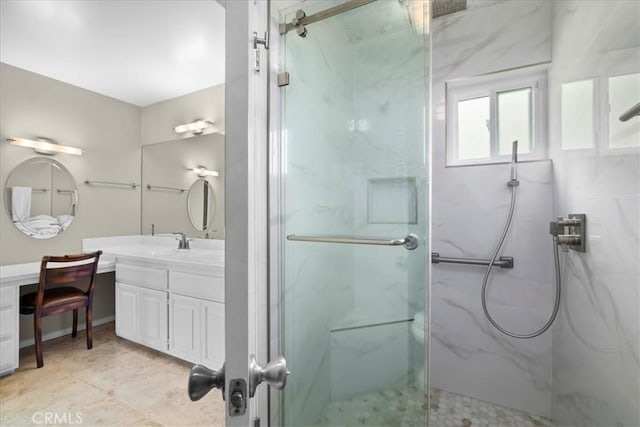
[0,323,225,427]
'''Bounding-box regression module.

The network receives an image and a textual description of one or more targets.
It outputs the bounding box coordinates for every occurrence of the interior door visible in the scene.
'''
[274,1,430,426]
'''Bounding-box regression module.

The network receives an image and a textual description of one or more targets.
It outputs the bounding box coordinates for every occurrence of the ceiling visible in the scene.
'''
[0,1,225,107]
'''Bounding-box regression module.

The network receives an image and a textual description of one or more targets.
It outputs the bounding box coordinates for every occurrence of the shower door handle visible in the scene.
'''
[286,233,420,250]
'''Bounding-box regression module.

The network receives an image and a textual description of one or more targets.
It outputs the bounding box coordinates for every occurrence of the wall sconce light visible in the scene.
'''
[174,119,215,135]
[191,165,219,177]
[6,137,84,156]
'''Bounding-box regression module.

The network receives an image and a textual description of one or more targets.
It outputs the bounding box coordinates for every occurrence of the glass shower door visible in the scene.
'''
[278,0,430,425]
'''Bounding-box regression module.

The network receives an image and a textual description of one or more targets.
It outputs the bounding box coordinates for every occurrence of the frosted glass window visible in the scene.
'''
[609,73,640,149]
[561,79,595,150]
[497,88,532,155]
[457,97,490,160]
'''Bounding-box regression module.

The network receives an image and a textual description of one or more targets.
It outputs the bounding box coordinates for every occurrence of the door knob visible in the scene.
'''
[248,354,289,397]
[188,364,225,401]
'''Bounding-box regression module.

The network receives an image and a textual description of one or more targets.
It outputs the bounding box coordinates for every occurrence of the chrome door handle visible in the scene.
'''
[248,354,289,397]
[287,233,420,250]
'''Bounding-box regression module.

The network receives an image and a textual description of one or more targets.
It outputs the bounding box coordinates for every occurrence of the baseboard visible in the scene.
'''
[19,316,115,349]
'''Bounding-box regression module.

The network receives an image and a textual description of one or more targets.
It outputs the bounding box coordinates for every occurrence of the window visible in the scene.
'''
[559,72,639,153]
[446,68,547,166]
[608,72,640,150]
[561,79,595,150]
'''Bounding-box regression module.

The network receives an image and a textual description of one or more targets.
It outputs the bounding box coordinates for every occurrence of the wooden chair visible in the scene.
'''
[19,251,102,368]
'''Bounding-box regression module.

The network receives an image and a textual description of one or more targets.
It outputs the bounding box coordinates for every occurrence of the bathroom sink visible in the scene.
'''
[100,241,224,268]
[146,247,223,264]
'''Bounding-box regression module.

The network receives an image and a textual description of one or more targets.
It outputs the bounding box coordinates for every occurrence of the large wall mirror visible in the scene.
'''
[3,157,78,239]
[141,133,224,239]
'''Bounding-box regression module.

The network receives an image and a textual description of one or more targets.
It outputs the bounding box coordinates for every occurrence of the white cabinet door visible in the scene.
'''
[169,294,201,363]
[0,286,18,376]
[140,288,168,351]
[202,300,225,370]
[115,282,140,342]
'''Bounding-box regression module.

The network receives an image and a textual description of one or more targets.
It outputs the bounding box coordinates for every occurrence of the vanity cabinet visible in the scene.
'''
[115,282,140,342]
[0,286,19,375]
[169,294,201,362]
[139,287,169,351]
[115,264,169,352]
[114,261,224,368]
[201,300,225,369]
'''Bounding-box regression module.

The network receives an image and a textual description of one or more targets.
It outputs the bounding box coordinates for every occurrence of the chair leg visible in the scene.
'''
[86,305,93,350]
[34,314,43,368]
[72,309,78,338]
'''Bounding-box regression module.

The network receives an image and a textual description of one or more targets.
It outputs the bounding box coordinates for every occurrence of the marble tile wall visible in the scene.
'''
[549,1,640,426]
[327,1,429,402]
[281,3,355,425]
[431,0,554,417]
[281,1,430,422]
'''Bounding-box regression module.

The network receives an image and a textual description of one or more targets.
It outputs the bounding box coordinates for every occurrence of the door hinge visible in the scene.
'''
[253,417,260,427]
[253,31,269,72]
[278,72,290,87]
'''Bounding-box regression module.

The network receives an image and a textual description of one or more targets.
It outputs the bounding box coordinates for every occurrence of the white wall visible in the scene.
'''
[0,62,141,340]
[549,1,640,426]
[431,0,554,417]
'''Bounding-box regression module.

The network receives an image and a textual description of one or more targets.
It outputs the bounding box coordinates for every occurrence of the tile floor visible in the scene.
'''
[1,323,552,427]
[321,386,552,427]
[0,323,225,426]
[429,388,552,427]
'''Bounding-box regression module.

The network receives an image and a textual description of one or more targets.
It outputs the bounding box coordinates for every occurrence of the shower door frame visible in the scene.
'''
[266,4,286,426]
[266,1,433,425]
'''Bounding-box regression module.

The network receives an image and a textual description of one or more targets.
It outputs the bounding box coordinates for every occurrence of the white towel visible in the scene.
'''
[11,186,31,222]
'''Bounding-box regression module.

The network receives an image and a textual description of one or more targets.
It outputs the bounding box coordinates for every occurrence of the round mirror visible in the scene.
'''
[4,157,78,239]
[187,178,215,231]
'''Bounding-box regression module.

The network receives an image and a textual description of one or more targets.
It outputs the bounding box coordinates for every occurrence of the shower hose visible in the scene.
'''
[480,182,562,339]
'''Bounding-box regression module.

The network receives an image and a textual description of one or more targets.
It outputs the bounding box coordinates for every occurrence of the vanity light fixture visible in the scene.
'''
[174,119,215,135]
[6,137,84,156]
[191,166,219,178]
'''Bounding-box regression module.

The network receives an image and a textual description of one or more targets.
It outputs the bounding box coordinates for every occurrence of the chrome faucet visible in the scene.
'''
[173,232,191,250]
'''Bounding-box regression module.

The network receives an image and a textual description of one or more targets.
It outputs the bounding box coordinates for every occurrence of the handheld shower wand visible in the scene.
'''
[482,139,562,339]
[509,140,519,186]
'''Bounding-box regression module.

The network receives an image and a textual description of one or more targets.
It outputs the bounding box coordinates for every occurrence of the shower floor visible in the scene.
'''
[320,386,552,427]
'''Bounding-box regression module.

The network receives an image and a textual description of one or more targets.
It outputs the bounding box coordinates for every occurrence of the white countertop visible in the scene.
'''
[0,235,225,286]
[0,259,116,287]
[84,235,224,276]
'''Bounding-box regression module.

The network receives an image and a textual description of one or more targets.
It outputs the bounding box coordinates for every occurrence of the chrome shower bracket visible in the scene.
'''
[550,213,586,253]
[290,10,308,38]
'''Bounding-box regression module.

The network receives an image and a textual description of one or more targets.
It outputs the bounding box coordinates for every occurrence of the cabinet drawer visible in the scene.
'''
[0,305,15,340]
[170,271,224,302]
[0,337,17,373]
[116,263,167,291]
[0,287,17,340]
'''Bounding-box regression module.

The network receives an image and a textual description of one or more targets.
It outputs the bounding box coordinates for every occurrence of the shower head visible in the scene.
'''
[432,0,467,18]
[619,102,640,122]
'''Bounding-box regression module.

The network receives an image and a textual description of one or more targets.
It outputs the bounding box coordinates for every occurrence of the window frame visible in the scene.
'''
[446,67,548,167]
[603,71,640,155]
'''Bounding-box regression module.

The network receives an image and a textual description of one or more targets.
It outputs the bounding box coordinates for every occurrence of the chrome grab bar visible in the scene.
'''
[431,252,514,269]
[286,233,420,250]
